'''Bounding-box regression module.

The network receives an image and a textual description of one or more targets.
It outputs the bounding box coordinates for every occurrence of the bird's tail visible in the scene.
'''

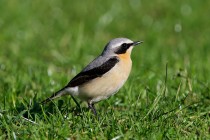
[41,87,67,104]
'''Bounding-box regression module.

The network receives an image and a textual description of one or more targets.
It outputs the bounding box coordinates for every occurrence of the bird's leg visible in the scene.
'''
[70,95,80,109]
[88,103,97,116]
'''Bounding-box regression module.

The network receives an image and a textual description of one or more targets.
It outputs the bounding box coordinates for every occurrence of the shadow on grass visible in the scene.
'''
[14,95,89,121]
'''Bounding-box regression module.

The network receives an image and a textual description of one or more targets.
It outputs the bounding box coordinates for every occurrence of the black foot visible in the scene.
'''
[70,95,80,109]
[88,103,97,116]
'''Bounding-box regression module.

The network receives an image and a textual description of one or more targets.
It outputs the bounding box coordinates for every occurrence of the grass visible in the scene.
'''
[0,0,210,139]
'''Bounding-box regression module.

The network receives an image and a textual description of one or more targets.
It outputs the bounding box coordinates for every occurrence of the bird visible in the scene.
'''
[41,38,143,115]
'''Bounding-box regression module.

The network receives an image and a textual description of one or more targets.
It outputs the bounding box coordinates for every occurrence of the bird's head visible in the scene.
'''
[102,38,143,57]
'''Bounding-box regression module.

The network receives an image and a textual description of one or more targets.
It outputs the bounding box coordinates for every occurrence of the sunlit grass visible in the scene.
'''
[0,0,209,139]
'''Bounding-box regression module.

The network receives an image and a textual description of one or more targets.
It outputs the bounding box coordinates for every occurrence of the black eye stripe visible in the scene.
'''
[115,43,131,54]
[122,43,128,48]
[122,43,134,48]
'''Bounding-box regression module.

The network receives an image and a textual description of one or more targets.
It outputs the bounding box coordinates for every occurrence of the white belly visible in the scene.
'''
[78,59,132,104]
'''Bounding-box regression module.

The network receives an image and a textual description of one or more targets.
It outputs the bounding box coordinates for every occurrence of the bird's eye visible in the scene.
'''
[121,43,128,48]
[115,43,129,54]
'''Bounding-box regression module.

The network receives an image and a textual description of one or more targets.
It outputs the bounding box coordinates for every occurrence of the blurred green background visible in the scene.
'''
[0,0,209,139]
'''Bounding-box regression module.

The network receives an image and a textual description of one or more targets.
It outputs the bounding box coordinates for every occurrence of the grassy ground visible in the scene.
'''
[0,0,210,139]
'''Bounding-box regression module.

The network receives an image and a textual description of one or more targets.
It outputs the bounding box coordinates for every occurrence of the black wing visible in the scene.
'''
[66,56,119,87]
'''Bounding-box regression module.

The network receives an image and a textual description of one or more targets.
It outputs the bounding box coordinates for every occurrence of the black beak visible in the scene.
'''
[132,41,143,46]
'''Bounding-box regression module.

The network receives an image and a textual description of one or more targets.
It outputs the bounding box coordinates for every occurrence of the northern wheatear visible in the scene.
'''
[41,38,143,115]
